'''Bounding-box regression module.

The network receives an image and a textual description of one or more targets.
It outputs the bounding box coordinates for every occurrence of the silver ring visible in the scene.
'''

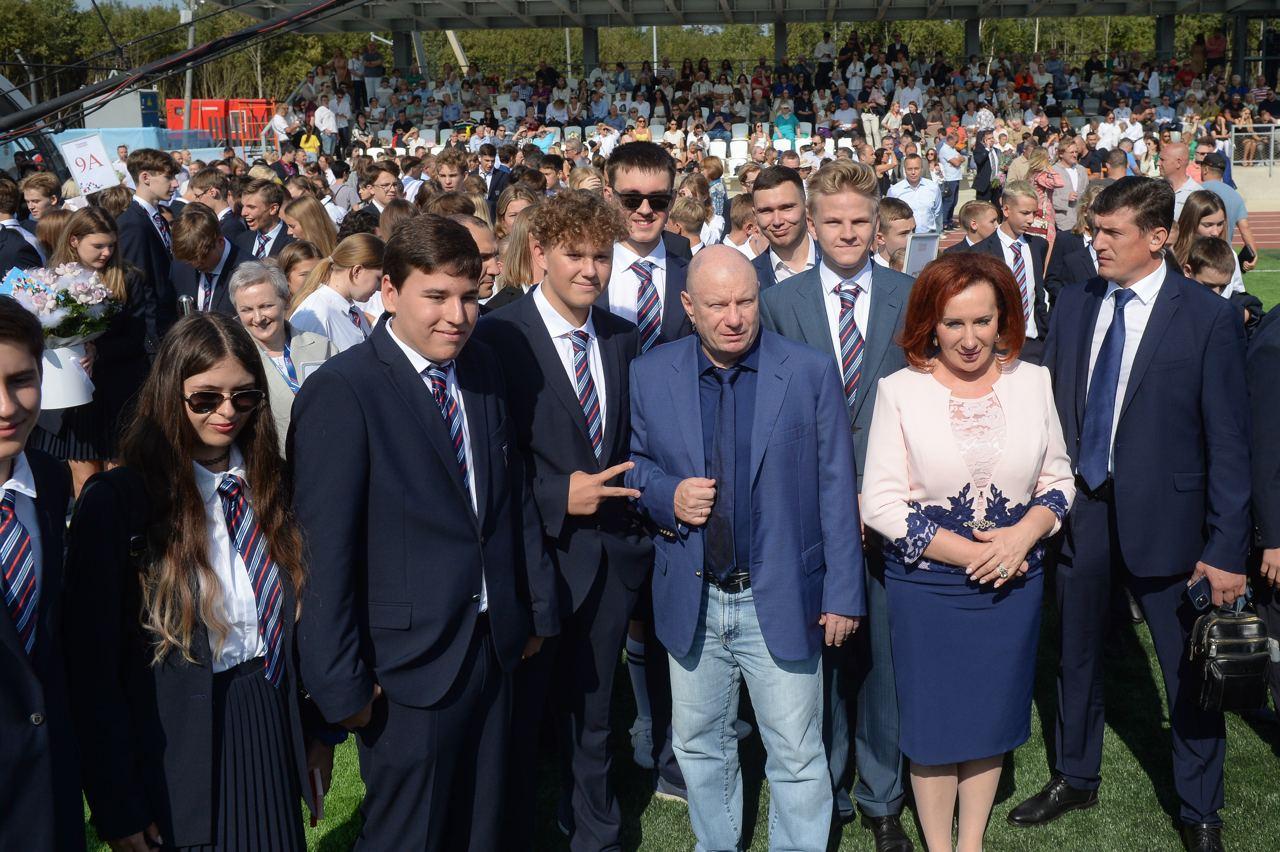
[997,564,1009,579]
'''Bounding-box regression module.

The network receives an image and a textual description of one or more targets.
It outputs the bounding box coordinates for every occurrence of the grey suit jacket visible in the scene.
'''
[258,326,336,454]
[758,261,914,487]
[1051,163,1089,231]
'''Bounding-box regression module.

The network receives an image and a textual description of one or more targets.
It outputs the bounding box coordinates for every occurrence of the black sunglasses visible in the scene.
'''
[615,191,673,212]
[184,390,266,414]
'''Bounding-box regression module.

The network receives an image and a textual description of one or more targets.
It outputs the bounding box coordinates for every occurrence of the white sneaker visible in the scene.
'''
[630,720,655,770]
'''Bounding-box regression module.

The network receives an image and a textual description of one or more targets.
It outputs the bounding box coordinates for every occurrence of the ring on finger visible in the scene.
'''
[997,564,1009,580]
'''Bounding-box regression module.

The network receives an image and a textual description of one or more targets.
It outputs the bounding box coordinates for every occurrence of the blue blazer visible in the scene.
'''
[1043,271,1250,576]
[290,322,558,720]
[116,200,178,351]
[595,250,693,347]
[759,262,914,487]
[626,331,866,662]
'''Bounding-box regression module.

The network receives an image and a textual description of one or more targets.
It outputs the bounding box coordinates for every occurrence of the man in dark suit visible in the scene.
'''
[231,178,295,260]
[943,199,1000,256]
[0,178,42,271]
[1247,308,1280,716]
[1045,239,1098,302]
[759,160,915,851]
[293,214,558,851]
[0,298,80,852]
[627,245,865,852]
[117,149,181,353]
[750,166,822,290]
[473,143,510,218]
[1011,178,1249,852]
[972,130,995,202]
[358,161,403,225]
[186,169,246,240]
[475,192,649,851]
[600,141,692,799]
[170,203,246,317]
[968,181,1051,363]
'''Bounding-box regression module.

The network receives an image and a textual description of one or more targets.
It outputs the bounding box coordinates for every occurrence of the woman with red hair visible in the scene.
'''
[859,252,1075,852]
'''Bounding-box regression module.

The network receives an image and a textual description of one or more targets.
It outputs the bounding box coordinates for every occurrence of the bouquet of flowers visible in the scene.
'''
[2,263,121,409]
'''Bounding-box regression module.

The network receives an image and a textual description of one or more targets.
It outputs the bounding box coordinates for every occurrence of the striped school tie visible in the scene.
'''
[0,490,37,656]
[570,330,603,460]
[1010,239,1032,327]
[216,476,284,686]
[254,231,270,259]
[838,283,864,411]
[199,273,213,312]
[630,260,662,353]
[152,212,173,255]
[347,306,367,336]
[425,363,469,484]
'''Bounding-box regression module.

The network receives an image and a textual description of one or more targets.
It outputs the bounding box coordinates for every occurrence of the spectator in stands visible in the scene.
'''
[887,153,942,233]
[1051,141,1088,232]
[937,130,965,230]
[234,179,294,260]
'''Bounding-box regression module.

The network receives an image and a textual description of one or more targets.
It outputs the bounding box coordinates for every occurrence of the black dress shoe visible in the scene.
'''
[862,813,914,852]
[1180,822,1225,852]
[1007,775,1098,827]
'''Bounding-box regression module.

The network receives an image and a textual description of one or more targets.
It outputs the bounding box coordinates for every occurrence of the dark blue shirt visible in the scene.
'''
[697,335,759,575]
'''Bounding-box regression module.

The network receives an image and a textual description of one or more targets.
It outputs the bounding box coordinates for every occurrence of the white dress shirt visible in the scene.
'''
[723,235,759,259]
[290,284,372,352]
[609,240,667,326]
[997,227,1040,339]
[2,453,43,598]
[250,221,286,258]
[819,258,875,366]
[193,447,266,673]
[768,235,818,284]
[533,286,607,435]
[386,319,486,610]
[1085,262,1166,471]
[131,195,168,246]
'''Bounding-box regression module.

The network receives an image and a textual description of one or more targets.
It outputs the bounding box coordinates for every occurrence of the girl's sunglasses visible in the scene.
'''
[184,390,266,414]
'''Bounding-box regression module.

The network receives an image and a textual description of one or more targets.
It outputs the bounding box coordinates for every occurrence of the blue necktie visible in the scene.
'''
[425,363,469,486]
[631,261,662,353]
[216,476,285,686]
[0,490,37,656]
[705,366,739,581]
[1079,288,1138,490]
[837,283,864,412]
[570,330,603,460]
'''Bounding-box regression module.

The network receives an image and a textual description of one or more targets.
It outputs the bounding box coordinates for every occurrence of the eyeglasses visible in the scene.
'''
[614,191,673,212]
[373,181,401,191]
[183,390,266,414]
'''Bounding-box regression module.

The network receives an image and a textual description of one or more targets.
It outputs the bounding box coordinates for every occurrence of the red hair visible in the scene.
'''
[899,252,1026,369]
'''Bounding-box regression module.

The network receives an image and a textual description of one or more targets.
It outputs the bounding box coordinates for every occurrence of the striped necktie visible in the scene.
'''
[570,330,603,460]
[216,475,284,686]
[0,490,37,656]
[1009,238,1032,327]
[425,363,469,485]
[152,211,172,255]
[347,305,367,336]
[630,260,662,353]
[199,273,213,312]
[837,283,865,411]
[254,231,270,259]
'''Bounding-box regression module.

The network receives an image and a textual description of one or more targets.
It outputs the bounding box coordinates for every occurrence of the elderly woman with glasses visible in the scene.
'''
[229,261,335,454]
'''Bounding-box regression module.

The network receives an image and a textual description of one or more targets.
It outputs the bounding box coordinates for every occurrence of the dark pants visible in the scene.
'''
[1054,491,1227,824]
[942,179,960,228]
[505,563,637,852]
[1248,554,1280,709]
[355,623,510,852]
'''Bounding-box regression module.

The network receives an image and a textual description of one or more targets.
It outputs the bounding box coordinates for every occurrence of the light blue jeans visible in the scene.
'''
[669,585,831,852]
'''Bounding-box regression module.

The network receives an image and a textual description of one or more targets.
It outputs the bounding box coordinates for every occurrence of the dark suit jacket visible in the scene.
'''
[1043,270,1250,576]
[759,262,914,487]
[972,141,993,194]
[595,251,694,347]
[943,238,976,255]
[1046,238,1096,302]
[1248,308,1280,548]
[116,200,177,351]
[0,226,41,273]
[65,467,313,847]
[970,229,1051,338]
[481,285,526,315]
[474,166,511,216]
[291,323,558,720]
[232,226,295,260]
[751,240,823,291]
[627,331,865,661]
[219,210,248,240]
[662,230,692,261]
[169,240,247,317]
[474,297,653,611]
[0,451,79,852]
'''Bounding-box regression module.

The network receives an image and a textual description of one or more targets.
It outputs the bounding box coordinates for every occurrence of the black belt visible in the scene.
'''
[1074,473,1114,502]
[705,571,751,593]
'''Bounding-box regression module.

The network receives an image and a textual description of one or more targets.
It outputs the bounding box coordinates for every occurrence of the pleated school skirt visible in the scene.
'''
[176,657,306,852]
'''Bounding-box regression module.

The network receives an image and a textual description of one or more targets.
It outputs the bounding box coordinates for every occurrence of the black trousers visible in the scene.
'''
[1054,491,1226,825]
[355,622,510,852]
[1248,553,1280,709]
[505,563,637,852]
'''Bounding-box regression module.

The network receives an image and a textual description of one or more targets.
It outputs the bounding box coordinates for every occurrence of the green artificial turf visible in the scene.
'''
[84,597,1280,850]
[1246,250,1280,310]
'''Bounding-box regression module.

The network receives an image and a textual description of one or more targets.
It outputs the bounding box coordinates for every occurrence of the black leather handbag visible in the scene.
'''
[1188,599,1272,712]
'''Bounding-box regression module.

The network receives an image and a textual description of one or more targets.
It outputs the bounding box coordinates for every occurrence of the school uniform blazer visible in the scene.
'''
[1249,309,1280,548]
[474,297,653,611]
[169,240,247,317]
[1042,271,1250,576]
[626,331,866,663]
[0,451,79,852]
[258,327,335,456]
[970,230,1051,338]
[0,227,41,273]
[291,322,558,721]
[219,211,248,240]
[232,228,296,260]
[593,251,694,348]
[116,201,178,351]
[64,467,314,848]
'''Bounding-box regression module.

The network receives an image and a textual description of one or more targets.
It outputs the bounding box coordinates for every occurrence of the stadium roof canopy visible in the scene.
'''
[227,0,1278,34]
